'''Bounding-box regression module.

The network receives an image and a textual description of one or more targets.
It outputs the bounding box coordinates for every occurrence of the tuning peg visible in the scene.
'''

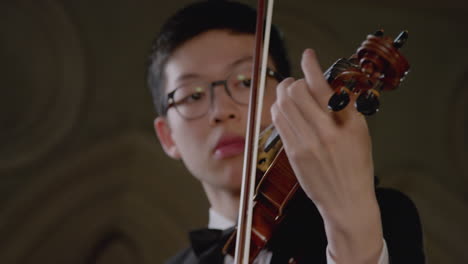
[328,87,350,111]
[355,89,380,115]
[374,29,384,37]
[324,58,354,83]
[393,30,408,49]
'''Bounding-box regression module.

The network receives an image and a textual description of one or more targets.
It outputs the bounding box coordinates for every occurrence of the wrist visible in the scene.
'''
[320,195,383,264]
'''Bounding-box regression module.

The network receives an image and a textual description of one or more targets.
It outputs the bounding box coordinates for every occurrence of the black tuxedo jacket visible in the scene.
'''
[165,187,425,264]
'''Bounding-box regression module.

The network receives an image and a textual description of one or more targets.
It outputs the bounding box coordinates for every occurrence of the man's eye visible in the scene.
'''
[182,90,206,103]
[189,92,203,101]
[236,74,252,88]
[241,79,252,88]
[175,86,206,105]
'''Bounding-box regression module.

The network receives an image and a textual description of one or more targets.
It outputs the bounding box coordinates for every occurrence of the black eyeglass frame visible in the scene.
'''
[163,68,284,119]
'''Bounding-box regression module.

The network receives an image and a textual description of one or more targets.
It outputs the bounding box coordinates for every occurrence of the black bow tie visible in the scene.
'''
[189,227,235,258]
[189,227,304,264]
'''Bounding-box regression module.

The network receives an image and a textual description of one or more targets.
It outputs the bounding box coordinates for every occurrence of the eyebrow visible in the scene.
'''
[228,55,254,69]
[174,55,254,85]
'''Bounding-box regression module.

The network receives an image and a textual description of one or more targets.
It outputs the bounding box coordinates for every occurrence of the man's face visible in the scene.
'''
[154,30,278,194]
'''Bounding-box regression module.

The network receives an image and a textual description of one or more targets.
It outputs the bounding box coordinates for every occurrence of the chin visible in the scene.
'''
[224,170,243,191]
[219,152,243,176]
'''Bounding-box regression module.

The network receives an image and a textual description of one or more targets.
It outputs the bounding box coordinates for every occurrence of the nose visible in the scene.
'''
[209,83,240,124]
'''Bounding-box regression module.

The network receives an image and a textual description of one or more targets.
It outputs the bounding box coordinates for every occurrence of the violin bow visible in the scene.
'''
[234,0,275,263]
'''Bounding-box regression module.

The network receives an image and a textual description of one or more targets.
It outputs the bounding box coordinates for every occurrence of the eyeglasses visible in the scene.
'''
[164,65,283,120]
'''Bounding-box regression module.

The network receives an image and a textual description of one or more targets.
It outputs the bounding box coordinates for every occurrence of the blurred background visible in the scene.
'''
[0,0,467,263]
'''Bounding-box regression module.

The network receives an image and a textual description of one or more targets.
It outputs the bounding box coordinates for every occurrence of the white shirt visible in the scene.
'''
[208,208,389,264]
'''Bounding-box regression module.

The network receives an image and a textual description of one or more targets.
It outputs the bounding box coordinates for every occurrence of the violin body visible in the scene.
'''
[224,126,296,262]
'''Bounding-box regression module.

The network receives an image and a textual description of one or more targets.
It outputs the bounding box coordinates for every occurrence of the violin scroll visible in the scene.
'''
[327,30,410,115]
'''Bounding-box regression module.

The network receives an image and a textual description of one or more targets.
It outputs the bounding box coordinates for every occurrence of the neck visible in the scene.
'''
[202,183,240,222]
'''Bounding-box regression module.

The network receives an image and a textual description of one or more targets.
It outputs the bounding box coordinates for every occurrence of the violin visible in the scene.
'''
[222,1,410,263]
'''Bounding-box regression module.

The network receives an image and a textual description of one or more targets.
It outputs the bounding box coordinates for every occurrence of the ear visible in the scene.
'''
[154,117,181,159]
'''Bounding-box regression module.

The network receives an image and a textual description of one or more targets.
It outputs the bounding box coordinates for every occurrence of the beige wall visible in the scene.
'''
[0,0,467,263]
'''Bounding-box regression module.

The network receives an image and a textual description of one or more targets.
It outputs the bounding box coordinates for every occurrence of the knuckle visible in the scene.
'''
[287,79,308,98]
[286,85,295,97]
[272,114,281,125]
[288,149,301,160]
[320,130,338,148]
[294,79,307,87]
[289,144,312,160]
[290,85,304,99]
[271,105,280,122]
[278,77,295,89]
[276,96,289,110]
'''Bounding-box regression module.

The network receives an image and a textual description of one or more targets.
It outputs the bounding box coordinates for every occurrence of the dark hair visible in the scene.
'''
[147,0,291,116]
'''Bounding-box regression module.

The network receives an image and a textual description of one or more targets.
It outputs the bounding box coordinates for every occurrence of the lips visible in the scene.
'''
[213,134,245,160]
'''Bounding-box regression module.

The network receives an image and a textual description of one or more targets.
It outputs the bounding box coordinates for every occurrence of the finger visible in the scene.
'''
[286,78,333,128]
[301,49,334,110]
[331,91,367,127]
[270,103,301,147]
[275,79,322,148]
[301,50,364,127]
[276,77,296,93]
[275,77,302,129]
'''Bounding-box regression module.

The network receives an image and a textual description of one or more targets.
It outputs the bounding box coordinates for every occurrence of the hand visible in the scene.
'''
[271,49,383,263]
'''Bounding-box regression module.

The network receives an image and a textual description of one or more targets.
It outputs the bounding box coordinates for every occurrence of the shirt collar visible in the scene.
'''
[208,208,235,230]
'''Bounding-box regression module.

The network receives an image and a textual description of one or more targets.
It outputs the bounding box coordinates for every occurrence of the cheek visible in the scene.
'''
[176,138,206,179]
[171,122,211,172]
[173,126,204,157]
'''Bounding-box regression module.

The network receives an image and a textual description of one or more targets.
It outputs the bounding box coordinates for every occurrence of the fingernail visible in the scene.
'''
[303,48,314,57]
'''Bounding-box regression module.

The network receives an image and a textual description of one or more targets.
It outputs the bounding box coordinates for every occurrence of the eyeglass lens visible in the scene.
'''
[171,65,253,119]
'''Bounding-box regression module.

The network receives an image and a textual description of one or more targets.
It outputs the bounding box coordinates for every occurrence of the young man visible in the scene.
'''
[147,1,424,263]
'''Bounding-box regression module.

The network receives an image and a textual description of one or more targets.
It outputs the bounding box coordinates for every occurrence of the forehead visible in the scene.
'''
[164,30,256,92]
